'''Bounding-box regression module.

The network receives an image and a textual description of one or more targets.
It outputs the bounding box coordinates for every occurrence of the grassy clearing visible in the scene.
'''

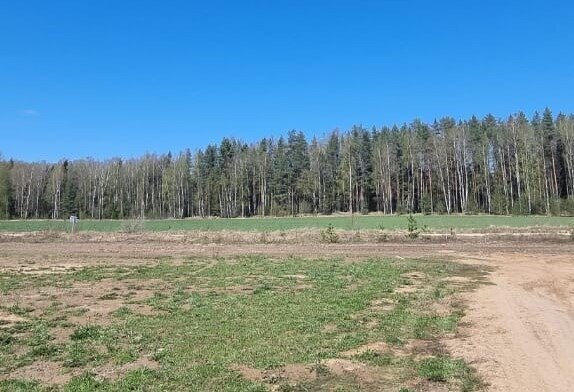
[0,255,487,391]
[0,214,573,233]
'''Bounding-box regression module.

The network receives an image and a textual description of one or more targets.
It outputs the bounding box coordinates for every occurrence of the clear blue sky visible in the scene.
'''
[2,0,573,162]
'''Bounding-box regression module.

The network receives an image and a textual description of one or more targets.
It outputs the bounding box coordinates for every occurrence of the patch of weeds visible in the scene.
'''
[151,347,167,361]
[27,322,57,358]
[0,331,15,346]
[8,304,34,316]
[147,286,191,313]
[355,349,394,366]
[67,308,89,318]
[413,314,460,339]
[418,356,483,391]
[64,371,104,389]
[70,325,102,341]
[253,283,272,295]
[113,306,133,318]
[115,368,159,390]
[0,282,18,296]
[5,321,33,334]
[69,266,109,282]
[0,379,43,392]
[30,344,58,358]
[64,341,98,368]
[431,282,452,300]
[320,223,339,243]
[110,347,138,365]
[26,325,59,356]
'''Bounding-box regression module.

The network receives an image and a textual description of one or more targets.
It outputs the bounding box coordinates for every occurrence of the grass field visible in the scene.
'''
[0,214,573,233]
[0,254,486,391]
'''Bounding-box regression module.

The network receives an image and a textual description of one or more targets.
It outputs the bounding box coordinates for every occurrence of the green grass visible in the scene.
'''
[418,356,484,391]
[0,214,573,233]
[0,256,486,391]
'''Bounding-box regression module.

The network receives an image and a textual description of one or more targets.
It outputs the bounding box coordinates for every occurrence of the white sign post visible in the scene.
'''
[69,215,79,234]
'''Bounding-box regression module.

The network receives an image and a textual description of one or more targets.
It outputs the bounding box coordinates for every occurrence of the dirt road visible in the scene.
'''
[1,233,573,391]
[445,251,574,392]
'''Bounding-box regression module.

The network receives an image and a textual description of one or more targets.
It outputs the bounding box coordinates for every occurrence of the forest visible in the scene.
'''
[1,108,574,220]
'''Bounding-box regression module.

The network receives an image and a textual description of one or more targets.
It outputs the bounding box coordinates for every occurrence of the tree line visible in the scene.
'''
[1,108,574,220]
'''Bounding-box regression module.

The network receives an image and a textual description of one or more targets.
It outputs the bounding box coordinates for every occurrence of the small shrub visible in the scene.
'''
[121,219,144,233]
[320,223,339,243]
[406,215,419,239]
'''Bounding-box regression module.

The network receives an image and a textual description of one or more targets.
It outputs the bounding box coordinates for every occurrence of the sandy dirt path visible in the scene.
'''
[445,251,574,392]
[1,234,573,390]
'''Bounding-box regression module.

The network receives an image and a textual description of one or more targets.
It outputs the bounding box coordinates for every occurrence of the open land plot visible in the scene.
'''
[1,232,573,391]
[0,214,573,233]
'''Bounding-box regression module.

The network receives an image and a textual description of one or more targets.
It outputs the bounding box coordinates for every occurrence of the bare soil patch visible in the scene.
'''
[3,360,72,385]
[340,341,389,357]
[2,279,160,327]
[92,356,159,381]
[0,356,159,385]
[0,311,26,328]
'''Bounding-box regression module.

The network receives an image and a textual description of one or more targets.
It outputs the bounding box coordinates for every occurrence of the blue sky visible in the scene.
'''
[2,0,573,162]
